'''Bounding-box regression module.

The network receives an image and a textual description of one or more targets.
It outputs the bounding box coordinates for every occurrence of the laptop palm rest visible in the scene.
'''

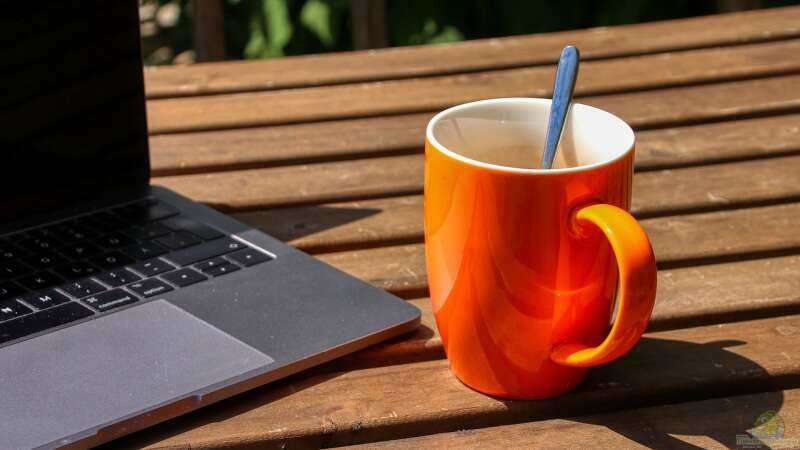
[0,300,273,450]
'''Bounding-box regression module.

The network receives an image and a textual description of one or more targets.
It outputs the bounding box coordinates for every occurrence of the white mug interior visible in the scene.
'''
[426,98,635,174]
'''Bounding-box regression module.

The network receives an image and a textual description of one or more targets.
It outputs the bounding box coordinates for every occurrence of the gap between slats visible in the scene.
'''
[154,152,800,215]
[145,55,800,135]
[148,111,800,177]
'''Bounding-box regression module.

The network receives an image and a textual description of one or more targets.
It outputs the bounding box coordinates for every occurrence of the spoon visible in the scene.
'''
[541,45,580,169]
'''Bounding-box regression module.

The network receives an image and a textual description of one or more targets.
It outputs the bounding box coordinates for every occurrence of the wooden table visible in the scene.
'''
[120,7,800,449]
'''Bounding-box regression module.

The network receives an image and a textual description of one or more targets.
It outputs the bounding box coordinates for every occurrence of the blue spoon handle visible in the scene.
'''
[541,46,580,169]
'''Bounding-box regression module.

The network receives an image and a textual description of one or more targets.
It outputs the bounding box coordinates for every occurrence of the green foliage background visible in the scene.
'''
[141,0,800,65]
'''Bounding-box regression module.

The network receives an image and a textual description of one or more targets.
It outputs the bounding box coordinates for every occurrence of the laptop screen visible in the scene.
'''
[0,1,149,219]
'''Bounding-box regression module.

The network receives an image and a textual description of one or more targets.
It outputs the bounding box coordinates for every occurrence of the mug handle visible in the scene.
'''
[551,203,657,367]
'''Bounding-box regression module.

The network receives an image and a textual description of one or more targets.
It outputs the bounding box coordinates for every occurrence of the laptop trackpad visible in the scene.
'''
[0,300,274,449]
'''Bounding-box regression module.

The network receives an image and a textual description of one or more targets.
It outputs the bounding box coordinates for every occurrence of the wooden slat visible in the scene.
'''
[235,198,800,258]
[143,6,800,98]
[312,203,800,299]
[148,110,800,176]
[354,389,800,449]
[146,49,800,133]
[120,313,800,449]
[234,195,425,253]
[156,153,800,212]
[632,155,800,217]
[280,205,800,368]
[148,113,431,175]
[634,113,800,170]
[157,154,423,211]
[319,244,428,298]
[333,253,800,369]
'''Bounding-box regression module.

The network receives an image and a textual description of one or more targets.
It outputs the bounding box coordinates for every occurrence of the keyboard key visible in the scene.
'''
[227,248,273,266]
[61,242,103,259]
[194,257,227,271]
[0,243,26,261]
[95,269,141,287]
[0,261,32,279]
[96,233,135,248]
[52,222,97,242]
[203,263,240,277]
[155,231,201,250]
[159,217,224,240]
[126,278,173,298]
[83,289,138,312]
[124,222,171,240]
[0,282,25,300]
[0,300,32,321]
[129,258,174,276]
[114,199,178,223]
[0,302,93,344]
[121,241,168,260]
[18,237,57,253]
[28,227,63,240]
[19,289,70,310]
[62,279,106,299]
[24,253,67,269]
[90,252,134,270]
[164,238,245,266]
[18,272,63,290]
[52,262,100,280]
[161,268,207,287]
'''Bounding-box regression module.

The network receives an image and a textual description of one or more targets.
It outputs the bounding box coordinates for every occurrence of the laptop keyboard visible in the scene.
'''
[0,198,273,344]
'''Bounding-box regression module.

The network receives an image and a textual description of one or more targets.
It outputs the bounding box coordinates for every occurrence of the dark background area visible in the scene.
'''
[140,0,800,65]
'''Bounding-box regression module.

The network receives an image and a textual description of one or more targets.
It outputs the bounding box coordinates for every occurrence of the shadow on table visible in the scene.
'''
[107,324,434,449]
[566,337,784,449]
[105,362,347,449]
[232,204,387,251]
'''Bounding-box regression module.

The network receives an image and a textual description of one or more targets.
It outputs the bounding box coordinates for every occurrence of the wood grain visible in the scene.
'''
[296,205,800,367]
[156,153,800,212]
[235,197,800,258]
[143,6,800,98]
[148,113,432,175]
[146,53,800,134]
[353,389,800,449]
[233,195,425,253]
[120,313,800,449]
[331,254,800,369]
[312,202,800,301]
[148,111,800,176]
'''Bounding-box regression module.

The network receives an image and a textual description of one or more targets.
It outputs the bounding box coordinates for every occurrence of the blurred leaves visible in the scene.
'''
[301,0,347,48]
[141,0,799,65]
[234,0,349,58]
[244,0,292,58]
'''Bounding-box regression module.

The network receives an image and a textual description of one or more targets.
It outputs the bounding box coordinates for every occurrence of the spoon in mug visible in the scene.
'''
[541,46,580,169]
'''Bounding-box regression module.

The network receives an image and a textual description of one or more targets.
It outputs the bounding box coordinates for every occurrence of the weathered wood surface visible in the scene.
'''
[155,153,800,212]
[146,59,800,134]
[320,253,800,369]
[149,111,800,176]
[143,6,800,98]
[307,202,800,298]
[352,389,800,449]
[234,193,800,259]
[132,7,800,450]
[120,314,800,449]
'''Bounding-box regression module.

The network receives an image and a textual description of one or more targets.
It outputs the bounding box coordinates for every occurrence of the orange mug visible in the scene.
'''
[424,98,657,399]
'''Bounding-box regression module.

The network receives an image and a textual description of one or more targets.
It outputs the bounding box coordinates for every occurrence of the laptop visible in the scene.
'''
[0,2,419,448]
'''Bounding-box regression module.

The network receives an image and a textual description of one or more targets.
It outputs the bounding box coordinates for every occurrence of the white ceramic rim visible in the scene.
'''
[425,97,635,175]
